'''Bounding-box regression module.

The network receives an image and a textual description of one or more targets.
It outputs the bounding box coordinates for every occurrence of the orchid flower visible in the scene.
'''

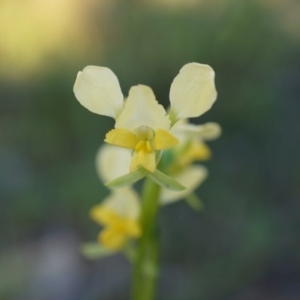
[90,188,141,250]
[74,63,217,174]
[90,144,141,251]
[170,120,222,168]
[96,144,207,206]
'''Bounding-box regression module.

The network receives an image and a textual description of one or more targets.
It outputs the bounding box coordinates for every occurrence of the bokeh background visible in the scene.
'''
[1,0,300,299]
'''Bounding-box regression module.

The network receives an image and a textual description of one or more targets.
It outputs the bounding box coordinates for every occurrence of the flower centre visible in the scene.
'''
[110,217,128,233]
[136,126,154,140]
[135,126,154,153]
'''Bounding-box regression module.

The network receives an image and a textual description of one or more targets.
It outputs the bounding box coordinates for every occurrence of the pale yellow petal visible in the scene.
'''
[130,150,156,173]
[170,63,217,120]
[99,228,127,250]
[174,122,221,140]
[98,188,141,220]
[90,206,118,225]
[171,122,202,138]
[160,165,208,204]
[169,119,189,143]
[73,66,123,118]
[115,85,170,131]
[152,129,179,150]
[171,120,221,145]
[105,128,139,149]
[176,142,211,167]
[187,142,211,161]
[195,122,222,140]
[96,144,132,183]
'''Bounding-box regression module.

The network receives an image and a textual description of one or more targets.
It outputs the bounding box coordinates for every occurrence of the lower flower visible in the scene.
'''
[90,188,141,251]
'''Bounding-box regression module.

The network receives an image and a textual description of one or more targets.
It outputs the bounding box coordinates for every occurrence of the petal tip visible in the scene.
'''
[73,65,124,118]
[169,62,218,120]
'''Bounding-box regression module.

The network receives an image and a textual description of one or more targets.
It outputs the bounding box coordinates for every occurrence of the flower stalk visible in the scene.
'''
[132,178,161,300]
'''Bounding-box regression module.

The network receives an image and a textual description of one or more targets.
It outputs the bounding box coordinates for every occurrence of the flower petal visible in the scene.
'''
[173,122,221,141]
[169,118,189,143]
[96,144,132,182]
[99,228,127,250]
[74,66,123,118]
[130,150,156,173]
[194,122,222,140]
[115,85,170,131]
[174,142,211,168]
[185,142,211,162]
[169,63,217,120]
[153,129,179,150]
[105,128,139,149]
[160,165,208,204]
[91,188,141,222]
[90,205,118,225]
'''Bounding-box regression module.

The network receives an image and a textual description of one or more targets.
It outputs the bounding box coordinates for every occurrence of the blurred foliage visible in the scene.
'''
[1,0,300,299]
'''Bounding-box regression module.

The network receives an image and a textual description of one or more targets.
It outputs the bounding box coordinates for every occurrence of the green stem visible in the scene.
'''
[132,178,161,300]
[140,231,160,300]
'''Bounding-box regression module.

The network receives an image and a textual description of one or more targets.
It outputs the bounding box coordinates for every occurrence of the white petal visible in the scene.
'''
[74,66,123,118]
[96,144,132,183]
[160,165,208,205]
[194,122,222,140]
[115,85,170,132]
[170,63,217,120]
[101,188,140,219]
[172,121,221,141]
[169,119,189,143]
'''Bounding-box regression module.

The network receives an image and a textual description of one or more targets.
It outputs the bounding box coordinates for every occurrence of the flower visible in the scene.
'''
[170,120,222,169]
[90,144,142,251]
[90,188,141,250]
[96,144,207,205]
[158,120,221,204]
[73,63,217,174]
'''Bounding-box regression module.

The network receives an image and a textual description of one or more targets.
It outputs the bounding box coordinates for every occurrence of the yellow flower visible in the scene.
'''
[90,188,141,251]
[74,63,217,173]
[90,145,141,251]
[158,121,221,204]
[170,120,222,168]
[96,144,207,206]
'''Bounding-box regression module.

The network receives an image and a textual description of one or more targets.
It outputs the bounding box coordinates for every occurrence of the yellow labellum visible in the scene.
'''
[130,150,156,173]
[178,142,211,167]
[92,207,141,251]
[90,207,121,225]
[100,228,127,250]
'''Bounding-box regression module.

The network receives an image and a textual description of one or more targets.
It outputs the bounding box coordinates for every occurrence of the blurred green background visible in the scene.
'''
[1,0,300,299]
